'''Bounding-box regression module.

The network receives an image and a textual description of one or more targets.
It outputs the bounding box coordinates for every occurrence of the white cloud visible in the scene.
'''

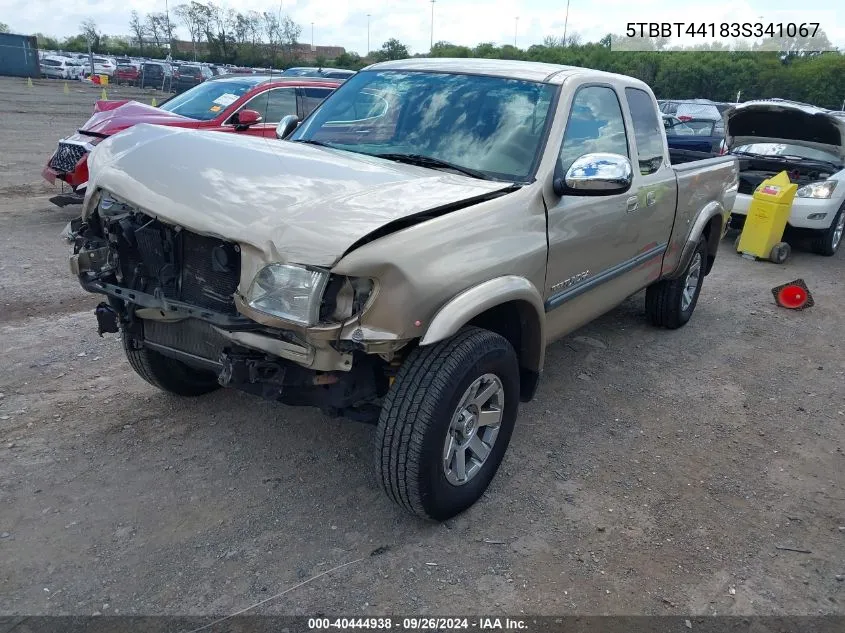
[2,0,842,55]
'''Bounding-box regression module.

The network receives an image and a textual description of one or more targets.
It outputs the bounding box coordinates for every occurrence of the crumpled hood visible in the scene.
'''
[724,100,845,161]
[81,101,193,136]
[84,123,514,266]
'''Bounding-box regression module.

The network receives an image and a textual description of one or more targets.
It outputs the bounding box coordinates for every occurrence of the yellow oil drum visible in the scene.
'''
[736,171,798,264]
[99,74,109,86]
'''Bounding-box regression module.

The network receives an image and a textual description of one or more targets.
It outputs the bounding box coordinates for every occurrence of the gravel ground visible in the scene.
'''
[1,76,844,618]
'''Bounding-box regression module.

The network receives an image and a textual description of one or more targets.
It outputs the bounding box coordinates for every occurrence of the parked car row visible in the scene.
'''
[37,50,357,91]
[658,98,731,121]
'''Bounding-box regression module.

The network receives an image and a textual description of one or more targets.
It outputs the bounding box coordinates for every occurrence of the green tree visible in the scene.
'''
[35,33,60,49]
[129,11,146,50]
[0,22,9,33]
[79,18,100,51]
[334,51,365,70]
[373,38,409,61]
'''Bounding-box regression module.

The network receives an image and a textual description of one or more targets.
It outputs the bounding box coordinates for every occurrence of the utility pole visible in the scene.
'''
[87,36,94,77]
[563,0,570,45]
[430,0,435,51]
[311,22,315,51]
[514,16,519,47]
[164,0,171,54]
[367,13,371,55]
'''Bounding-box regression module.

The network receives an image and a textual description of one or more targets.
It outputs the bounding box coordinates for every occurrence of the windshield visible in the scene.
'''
[159,79,260,121]
[733,143,841,165]
[290,70,557,182]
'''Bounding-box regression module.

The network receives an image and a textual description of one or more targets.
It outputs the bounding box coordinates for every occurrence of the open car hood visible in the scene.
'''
[724,100,845,161]
[84,124,516,267]
[81,101,193,136]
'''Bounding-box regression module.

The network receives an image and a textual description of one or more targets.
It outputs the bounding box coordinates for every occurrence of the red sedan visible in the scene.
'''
[114,63,140,85]
[43,75,342,205]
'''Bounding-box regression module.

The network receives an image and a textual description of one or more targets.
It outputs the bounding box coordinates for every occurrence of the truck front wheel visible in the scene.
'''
[122,331,220,397]
[645,236,707,329]
[375,327,520,521]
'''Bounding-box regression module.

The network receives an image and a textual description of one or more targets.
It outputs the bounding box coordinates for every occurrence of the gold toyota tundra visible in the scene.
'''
[67,58,738,520]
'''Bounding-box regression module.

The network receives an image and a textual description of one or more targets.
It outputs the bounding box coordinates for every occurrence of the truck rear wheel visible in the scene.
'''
[375,327,519,521]
[645,237,707,329]
[810,204,845,256]
[122,331,220,397]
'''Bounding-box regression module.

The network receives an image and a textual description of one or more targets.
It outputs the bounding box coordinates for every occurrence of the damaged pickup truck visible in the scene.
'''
[67,59,738,520]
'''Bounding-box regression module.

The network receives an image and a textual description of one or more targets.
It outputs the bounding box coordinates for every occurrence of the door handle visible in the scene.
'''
[626,196,639,213]
[646,191,657,206]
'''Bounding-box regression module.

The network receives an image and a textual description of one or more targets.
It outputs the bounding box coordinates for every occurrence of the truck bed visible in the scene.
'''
[661,153,739,276]
[669,148,718,165]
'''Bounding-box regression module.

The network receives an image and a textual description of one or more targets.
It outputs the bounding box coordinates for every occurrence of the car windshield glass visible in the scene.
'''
[42,59,61,66]
[159,80,260,121]
[290,70,557,182]
[733,143,841,165]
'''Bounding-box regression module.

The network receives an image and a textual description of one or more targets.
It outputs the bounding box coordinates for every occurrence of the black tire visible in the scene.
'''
[122,331,220,397]
[810,204,845,256]
[375,327,520,521]
[645,237,707,329]
[769,241,791,264]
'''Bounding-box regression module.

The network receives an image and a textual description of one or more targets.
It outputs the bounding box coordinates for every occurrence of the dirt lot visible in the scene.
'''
[1,76,844,618]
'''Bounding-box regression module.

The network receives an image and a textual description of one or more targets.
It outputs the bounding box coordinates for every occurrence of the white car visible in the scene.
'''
[91,56,117,77]
[40,56,81,80]
[724,100,845,255]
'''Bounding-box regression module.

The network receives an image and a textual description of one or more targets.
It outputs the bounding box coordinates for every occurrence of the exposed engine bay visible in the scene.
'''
[736,156,840,195]
[66,198,390,422]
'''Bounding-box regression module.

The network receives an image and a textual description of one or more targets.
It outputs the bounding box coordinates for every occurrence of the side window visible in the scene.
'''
[241,88,297,124]
[558,85,628,176]
[625,87,665,175]
[302,87,334,117]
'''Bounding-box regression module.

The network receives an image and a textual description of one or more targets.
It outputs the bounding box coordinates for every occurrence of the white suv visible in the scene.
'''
[92,56,117,77]
[40,56,81,80]
[725,100,845,255]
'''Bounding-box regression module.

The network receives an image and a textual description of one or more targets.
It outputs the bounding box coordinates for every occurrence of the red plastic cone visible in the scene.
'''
[771,279,814,310]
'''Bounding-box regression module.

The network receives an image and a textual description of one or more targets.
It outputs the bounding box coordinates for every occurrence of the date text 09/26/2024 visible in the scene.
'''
[625,22,821,39]
[307,617,529,630]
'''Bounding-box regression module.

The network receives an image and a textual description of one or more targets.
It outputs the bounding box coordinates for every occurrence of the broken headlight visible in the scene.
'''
[320,275,375,323]
[245,264,330,326]
[796,180,837,199]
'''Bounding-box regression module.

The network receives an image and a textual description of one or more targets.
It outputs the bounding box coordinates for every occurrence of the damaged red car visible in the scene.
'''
[43,74,341,205]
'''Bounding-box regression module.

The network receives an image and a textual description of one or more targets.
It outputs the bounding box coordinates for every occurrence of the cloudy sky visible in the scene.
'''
[2,0,842,55]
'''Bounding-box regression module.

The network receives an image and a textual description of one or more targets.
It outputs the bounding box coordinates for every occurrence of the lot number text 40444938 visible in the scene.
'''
[307,617,529,630]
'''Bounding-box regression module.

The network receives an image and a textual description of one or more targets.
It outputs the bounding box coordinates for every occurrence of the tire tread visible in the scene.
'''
[375,327,515,520]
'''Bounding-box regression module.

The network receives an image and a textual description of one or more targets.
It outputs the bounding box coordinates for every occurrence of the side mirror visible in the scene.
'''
[234,109,262,130]
[553,153,633,196]
[276,114,301,140]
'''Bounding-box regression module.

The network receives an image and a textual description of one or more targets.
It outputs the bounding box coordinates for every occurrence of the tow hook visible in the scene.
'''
[94,302,120,336]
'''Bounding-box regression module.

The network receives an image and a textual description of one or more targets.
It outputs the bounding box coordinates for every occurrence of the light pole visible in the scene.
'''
[430,0,435,51]
[563,0,570,46]
[164,0,173,56]
[514,16,519,47]
[367,13,371,55]
[311,22,314,50]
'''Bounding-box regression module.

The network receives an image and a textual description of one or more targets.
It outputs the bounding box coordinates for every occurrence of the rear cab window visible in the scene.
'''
[625,87,666,175]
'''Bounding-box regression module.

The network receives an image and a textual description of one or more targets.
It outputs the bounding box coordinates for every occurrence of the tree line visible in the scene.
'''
[24,5,845,109]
